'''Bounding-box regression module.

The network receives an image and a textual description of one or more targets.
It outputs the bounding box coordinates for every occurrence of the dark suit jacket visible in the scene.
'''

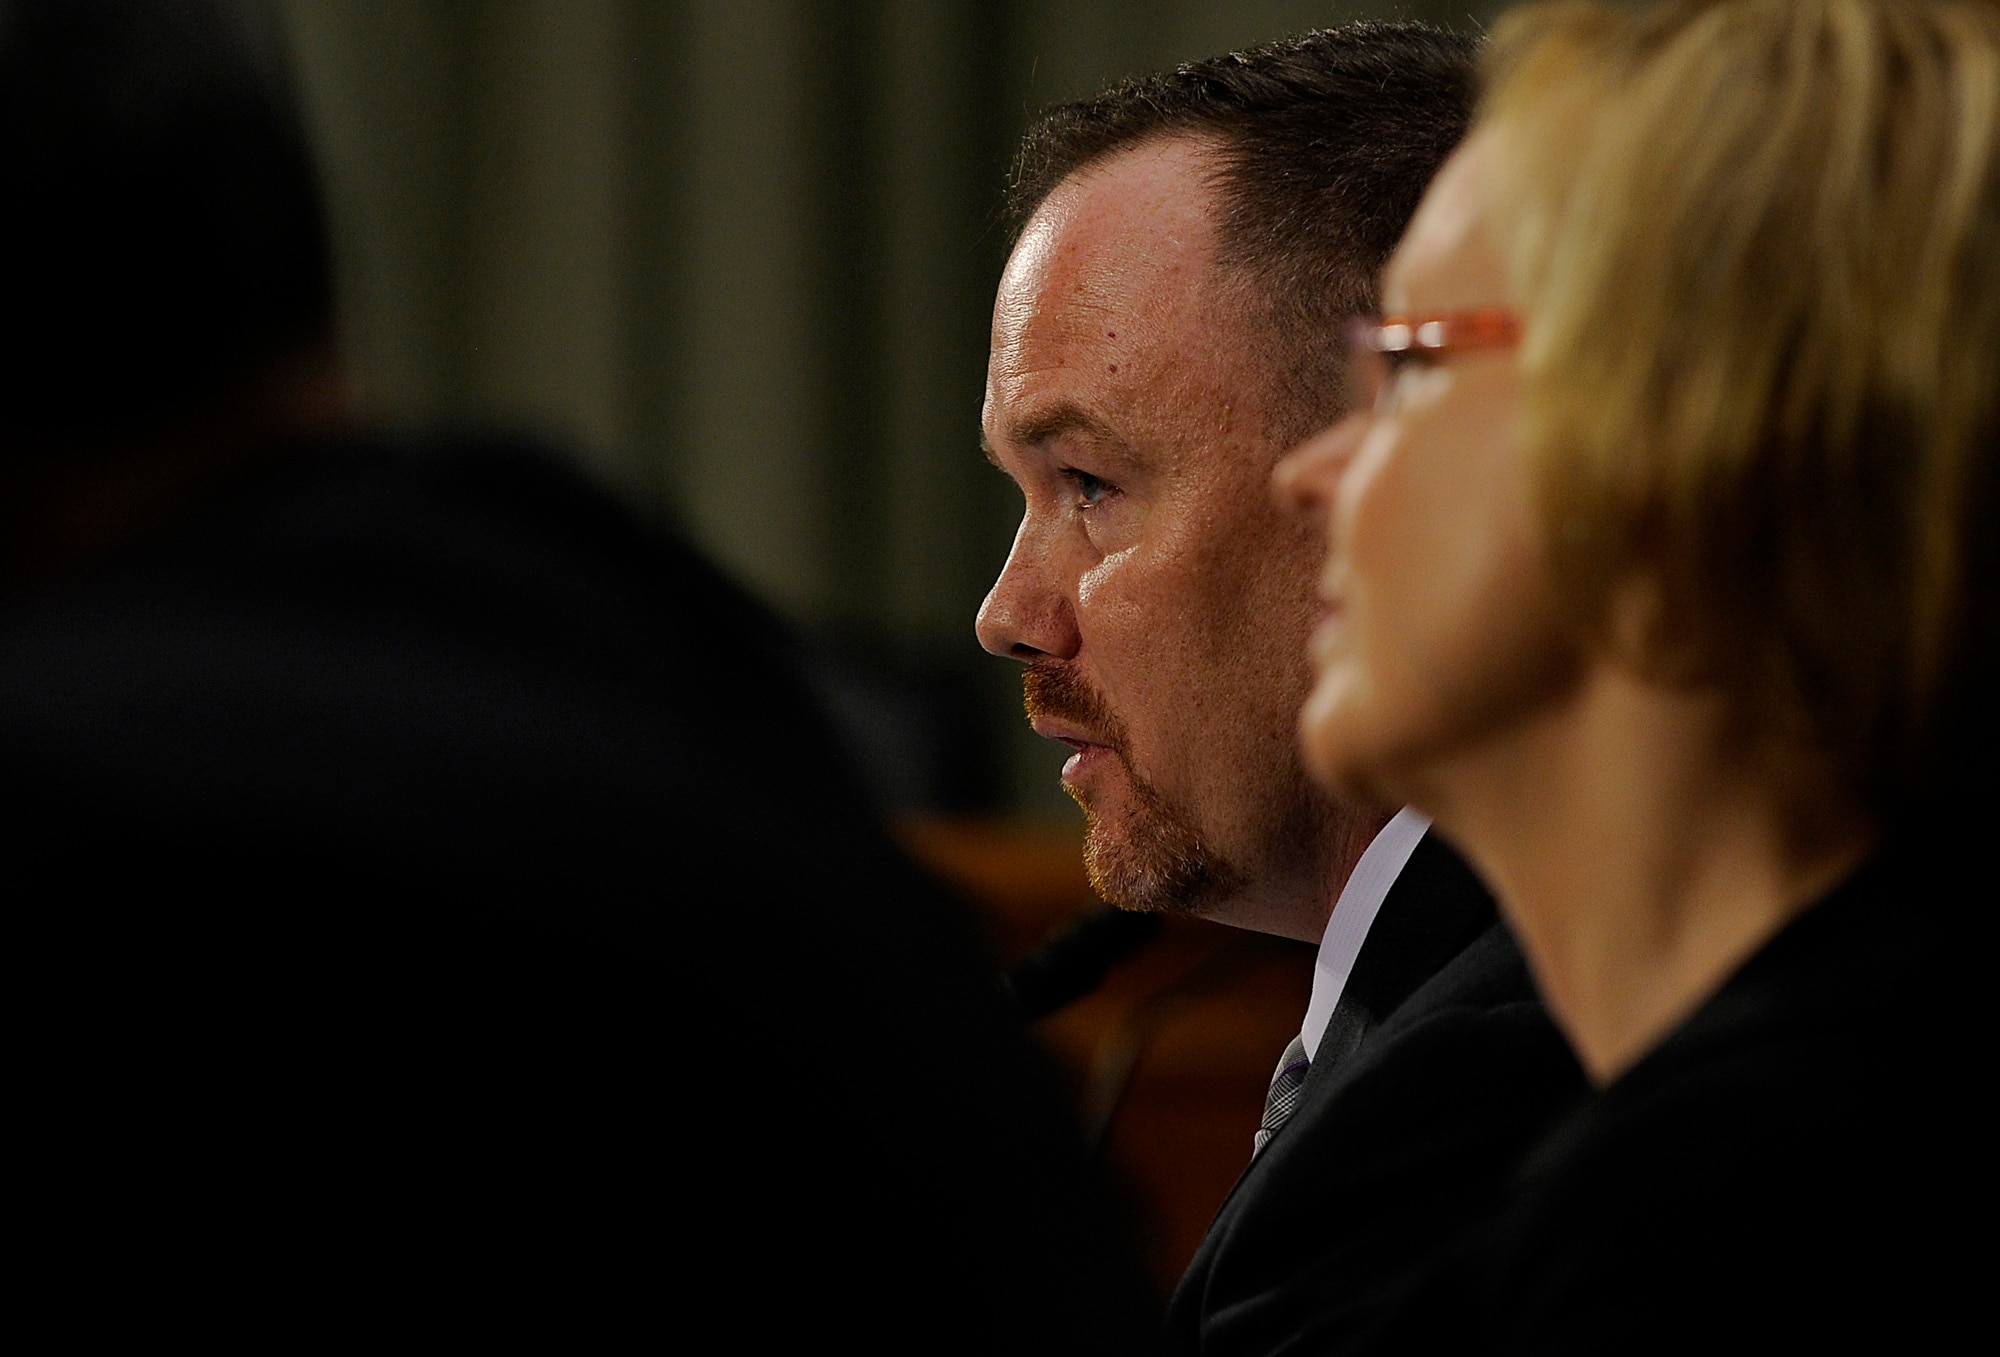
[1166,832,1584,1356]
[1464,843,1982,1354]
[0,433,1157,1350]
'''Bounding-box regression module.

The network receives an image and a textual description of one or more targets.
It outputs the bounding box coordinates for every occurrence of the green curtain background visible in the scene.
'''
[275,0,1513,813]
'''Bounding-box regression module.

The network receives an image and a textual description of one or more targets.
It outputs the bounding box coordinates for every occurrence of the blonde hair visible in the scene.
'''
[1483,0,2000,819]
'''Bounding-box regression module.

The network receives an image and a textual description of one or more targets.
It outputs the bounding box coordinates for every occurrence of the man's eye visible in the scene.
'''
[1063,468,1114,507]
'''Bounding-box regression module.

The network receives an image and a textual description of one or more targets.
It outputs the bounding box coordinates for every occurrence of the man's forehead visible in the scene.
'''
[997,138,1222,350]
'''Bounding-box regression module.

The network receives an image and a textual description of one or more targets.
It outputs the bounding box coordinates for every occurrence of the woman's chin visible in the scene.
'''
[1300,673,1382,798]
[1301,671,1438,812]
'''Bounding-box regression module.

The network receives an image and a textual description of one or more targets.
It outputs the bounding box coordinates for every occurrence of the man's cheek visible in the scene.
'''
[1076,567,1186,699]
[1075,547,1145,616]
[1110,685,1195,784]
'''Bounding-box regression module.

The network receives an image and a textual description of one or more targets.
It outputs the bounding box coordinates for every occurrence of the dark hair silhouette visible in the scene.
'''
[0,0,333,444]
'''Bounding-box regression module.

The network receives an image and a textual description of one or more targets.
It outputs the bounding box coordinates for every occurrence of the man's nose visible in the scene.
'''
[975,523,1081,662]
[1273,413,1368,517]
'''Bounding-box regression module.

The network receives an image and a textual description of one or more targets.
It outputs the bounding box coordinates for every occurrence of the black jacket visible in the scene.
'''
[1472,846,1982,1353]
[1167,833,1584,1356]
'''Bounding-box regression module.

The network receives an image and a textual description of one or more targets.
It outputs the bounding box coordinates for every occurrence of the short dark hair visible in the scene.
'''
[0,0,334,445]
[1008,22,1479,442]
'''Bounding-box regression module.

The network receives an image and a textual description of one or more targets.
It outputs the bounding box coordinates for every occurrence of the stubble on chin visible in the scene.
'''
[1023,663,1243,915]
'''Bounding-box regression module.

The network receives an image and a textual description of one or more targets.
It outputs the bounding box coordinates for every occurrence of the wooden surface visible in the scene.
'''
[896,815,1316,1295]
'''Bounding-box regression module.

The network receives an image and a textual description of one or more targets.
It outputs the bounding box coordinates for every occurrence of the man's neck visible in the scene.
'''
[1205,803,1396,942]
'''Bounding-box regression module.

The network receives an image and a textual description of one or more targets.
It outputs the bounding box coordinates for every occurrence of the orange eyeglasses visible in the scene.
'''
[1343,308,1522,413]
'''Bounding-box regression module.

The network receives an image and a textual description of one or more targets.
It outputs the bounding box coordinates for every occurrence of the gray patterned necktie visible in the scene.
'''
[1252,1034,1310,1158]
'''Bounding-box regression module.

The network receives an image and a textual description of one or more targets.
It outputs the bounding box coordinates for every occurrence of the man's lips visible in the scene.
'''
[1030,714,1102,746]
[1029,716,1115,784]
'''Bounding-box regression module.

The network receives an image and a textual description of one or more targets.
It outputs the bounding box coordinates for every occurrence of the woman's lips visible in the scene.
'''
[1310,600,1346,668]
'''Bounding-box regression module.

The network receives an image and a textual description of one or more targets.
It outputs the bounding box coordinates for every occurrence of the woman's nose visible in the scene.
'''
[1274,413,1369,516]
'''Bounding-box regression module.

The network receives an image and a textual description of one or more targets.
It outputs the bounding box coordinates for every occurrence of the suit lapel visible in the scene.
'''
[1169,833,1499,1340]
[1311,832,1494,1084]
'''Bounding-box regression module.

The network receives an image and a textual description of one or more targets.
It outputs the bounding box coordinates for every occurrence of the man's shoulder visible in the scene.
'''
[1332,830,1502,1034]
[1279,832,1576,1190]
[1378,918,1544,1034]
[1297,920,1578,1150]
[1177,918,1581,1357]
[1171,827,1586,1356]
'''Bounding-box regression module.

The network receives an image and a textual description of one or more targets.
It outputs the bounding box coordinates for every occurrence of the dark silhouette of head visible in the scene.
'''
[0,0,334,451]
[0,0,340,588]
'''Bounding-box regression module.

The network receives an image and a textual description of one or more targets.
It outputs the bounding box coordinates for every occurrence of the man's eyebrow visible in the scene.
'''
[1000,402,1123,454]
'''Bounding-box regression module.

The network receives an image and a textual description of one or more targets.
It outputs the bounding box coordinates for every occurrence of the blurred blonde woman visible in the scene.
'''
[1278,0,1997,1347]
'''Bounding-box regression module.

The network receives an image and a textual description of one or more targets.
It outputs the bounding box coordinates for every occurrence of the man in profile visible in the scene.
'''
[978,26,1584,1354]
[0,2,1155,1347]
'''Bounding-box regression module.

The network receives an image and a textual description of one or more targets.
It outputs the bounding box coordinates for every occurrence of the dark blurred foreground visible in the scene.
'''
[1,429,1160,1346]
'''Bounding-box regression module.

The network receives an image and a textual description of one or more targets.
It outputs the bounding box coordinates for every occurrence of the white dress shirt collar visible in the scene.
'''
[1299,808,1432,1061]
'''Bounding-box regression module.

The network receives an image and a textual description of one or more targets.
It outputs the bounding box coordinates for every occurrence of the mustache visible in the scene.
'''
[1022,663,1128,748]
